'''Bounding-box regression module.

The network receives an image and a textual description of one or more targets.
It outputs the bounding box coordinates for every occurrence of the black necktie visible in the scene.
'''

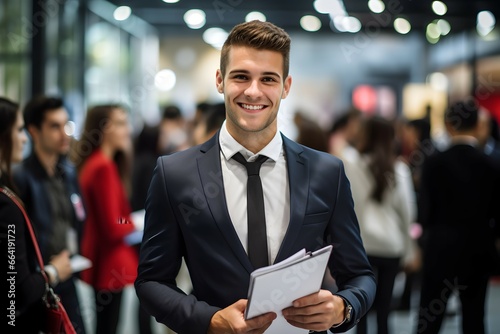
[232,152,269,269]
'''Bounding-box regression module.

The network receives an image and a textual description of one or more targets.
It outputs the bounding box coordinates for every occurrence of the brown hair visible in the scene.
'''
[358,116,397,202]
[220,20,291,80]
[74,105,130,186]
[0,97,20,190]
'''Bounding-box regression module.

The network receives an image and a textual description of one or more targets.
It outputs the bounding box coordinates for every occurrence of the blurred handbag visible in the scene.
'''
[0,187,76,334]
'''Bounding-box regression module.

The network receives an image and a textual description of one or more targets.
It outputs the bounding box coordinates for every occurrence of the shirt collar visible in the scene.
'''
[219,120,283,162]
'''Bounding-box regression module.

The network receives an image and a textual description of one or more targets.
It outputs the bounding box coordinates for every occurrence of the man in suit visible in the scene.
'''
[135,20,375,334]
[416,99,500,334]
[14,96,87,333]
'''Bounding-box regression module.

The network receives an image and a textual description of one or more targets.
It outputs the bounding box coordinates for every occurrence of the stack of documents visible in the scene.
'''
[245,245,333,333]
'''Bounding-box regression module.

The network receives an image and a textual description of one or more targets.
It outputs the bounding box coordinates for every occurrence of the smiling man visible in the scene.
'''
[135,20,375,334]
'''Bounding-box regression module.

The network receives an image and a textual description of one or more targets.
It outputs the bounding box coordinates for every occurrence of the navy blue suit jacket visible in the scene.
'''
[135,133,375,333]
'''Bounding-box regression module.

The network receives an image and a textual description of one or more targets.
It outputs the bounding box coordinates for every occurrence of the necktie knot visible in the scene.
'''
[232,152,268,176]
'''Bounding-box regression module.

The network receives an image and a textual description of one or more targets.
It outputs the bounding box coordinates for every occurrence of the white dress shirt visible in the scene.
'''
[219,122,290,265]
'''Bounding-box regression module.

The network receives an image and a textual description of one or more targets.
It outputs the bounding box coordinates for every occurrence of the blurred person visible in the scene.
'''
[76,104,139,334]
[159,105,189,154]
[130,124,162,334]
[477,108,500,163]
[189,102,213,133]
[395,117,438,312]
[192,102,226,146]
[1,97,72,333]
[417,99,500,334]
[136,20,375,334]
[328,108,362,160]
[131,124,161,212]
[13,96,86,333]
[343,116,416,334]
[294,112,329,152]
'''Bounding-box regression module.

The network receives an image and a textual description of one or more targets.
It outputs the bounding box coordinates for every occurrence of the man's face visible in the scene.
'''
[216,46,291,141]
[31,108,71,156]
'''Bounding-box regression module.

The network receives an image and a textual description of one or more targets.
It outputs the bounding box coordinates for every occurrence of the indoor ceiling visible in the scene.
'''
[106,0,500,36]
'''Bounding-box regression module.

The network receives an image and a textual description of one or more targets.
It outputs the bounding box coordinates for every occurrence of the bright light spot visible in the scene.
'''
[184,9,206,29]
[345,16,361,33]
[113,6,131,21]
[64,121,76,137]
[478,10,496,27]
[427,22,440,39]
[437,19,451,35]
[246,11,266,22]
[203,27,228,49]
[155,69,176,91]
[427,72,448,91]
[477,10,496,36]
[426,33,440,44]
[394,18,411,34]
[162,0,179,3]
[314,0,335,14]
[432,1,447,16]
[368,0,385,14]
[333,16,361,33]
[300,15,322,32]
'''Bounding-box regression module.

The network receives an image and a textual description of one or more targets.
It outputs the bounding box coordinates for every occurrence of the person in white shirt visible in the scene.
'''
[343,116,416,334]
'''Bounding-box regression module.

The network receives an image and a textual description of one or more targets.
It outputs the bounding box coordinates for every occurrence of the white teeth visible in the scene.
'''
[241,103,264,110]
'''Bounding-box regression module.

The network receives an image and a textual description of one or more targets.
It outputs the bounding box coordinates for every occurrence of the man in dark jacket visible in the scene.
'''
[417,99,500,334]
[14,96,87,334]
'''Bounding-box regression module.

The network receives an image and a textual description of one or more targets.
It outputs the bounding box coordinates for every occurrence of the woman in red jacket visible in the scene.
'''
[76,104,138,334]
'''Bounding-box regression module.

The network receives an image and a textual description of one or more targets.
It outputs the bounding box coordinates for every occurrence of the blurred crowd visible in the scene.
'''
[1,94,499,334]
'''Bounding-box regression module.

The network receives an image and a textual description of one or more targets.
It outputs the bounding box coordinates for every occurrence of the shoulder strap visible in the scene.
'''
[0,187,49,283]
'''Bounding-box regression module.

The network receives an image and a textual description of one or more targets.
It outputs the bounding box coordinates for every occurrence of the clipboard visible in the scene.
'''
[245,245,333,333]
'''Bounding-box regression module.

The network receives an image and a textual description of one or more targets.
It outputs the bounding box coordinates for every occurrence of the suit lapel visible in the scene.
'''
[197,133,254,273]
[275,135,309,263]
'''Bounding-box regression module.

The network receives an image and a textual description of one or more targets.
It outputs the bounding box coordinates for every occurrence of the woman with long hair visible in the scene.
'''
[1,97,71,333]
[75,104,138,334]
[344,116,416,334]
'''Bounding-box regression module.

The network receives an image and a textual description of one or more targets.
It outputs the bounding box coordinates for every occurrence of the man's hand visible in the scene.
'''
[282,290,345,332]
[208,299,276,334]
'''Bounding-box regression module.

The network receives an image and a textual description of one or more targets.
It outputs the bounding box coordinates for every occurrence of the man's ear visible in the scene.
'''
[27,124,38,140]
[281,75,292,99]
[216,69,224,94]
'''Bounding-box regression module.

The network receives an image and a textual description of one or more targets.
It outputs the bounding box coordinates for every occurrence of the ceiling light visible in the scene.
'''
[203,27,228,49]
[394,18,411,34]
[432,1,447,16]
[300,15,322,32]
[184,9,206,29]
[113,6,131,21]
[162,0,179,3]
[426,22,440,39]
[155,69,176,91]
[437,19,451,35]
[368,0,385,14]
[334,16,361,33]
[246,12,266,22]
[477,11,496,36]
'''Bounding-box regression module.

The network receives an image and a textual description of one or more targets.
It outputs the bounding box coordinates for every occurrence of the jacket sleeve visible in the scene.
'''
[327,161,376,333]
[135,158,219,334]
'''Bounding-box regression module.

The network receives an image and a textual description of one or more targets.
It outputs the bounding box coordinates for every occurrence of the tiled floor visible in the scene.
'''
[77,276,500,334]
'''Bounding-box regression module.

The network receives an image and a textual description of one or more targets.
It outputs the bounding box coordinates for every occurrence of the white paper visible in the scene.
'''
[130,209,145,231]
[70,254,92,272]
[245,245,333,333]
